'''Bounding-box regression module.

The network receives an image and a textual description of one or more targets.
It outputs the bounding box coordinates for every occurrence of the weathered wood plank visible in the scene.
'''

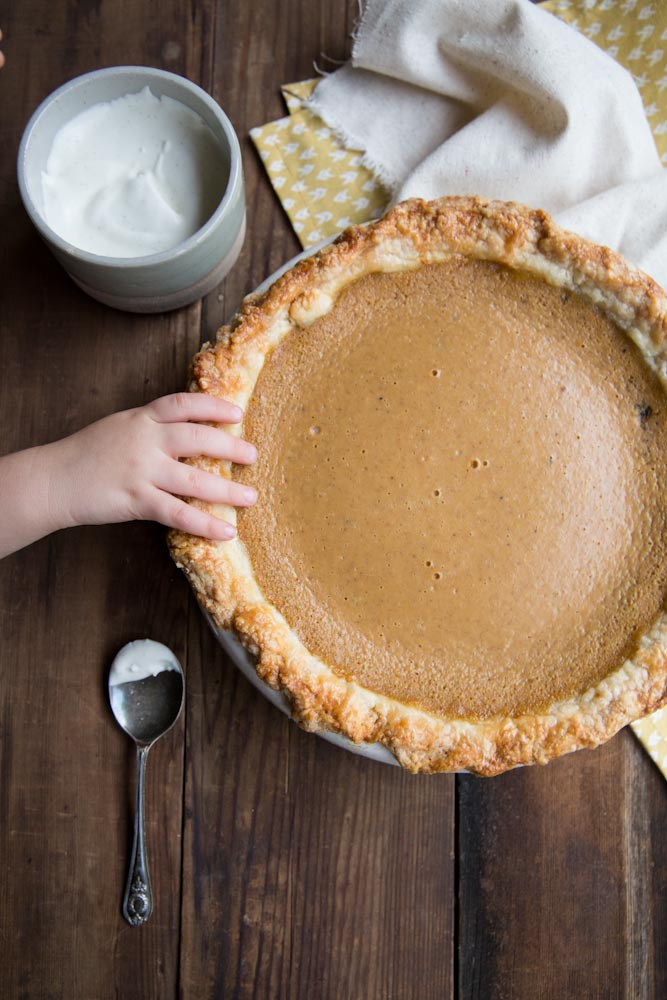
[458,732,667,999]
[179,606,455,1000]
[0,0,211,995]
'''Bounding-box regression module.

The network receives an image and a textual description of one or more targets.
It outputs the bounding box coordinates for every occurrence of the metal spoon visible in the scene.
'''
[109,639,185,927]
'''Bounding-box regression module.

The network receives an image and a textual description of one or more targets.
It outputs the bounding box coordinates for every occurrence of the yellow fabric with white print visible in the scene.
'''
[250,79,389,247]
[250,1,667,777]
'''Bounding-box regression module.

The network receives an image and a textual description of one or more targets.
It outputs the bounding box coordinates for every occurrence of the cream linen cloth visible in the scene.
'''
[308,0,667,289]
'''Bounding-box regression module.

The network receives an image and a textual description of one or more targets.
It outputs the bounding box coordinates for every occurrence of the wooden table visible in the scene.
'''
[1,1,666,997]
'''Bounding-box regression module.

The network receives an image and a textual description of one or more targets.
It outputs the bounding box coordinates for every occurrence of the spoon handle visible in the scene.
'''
[122,744,153,926]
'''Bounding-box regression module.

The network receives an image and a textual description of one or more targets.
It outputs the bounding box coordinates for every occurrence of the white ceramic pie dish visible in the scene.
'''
[205,611,400,765]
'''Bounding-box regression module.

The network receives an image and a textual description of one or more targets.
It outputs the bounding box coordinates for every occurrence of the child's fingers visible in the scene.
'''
[165,423,257,464]
[148,392,243,425]
[149,491,237,540]
[156,461,257,507]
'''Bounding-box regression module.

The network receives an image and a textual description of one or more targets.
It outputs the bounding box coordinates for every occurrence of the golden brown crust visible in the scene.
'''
[168,197,667,775]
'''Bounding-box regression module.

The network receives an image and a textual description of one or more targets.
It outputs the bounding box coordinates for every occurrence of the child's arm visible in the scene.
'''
[0,393,257,559]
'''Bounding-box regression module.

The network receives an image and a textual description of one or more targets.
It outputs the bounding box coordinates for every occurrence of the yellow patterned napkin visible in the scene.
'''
[250,0,667,776]
[250,81,389,247]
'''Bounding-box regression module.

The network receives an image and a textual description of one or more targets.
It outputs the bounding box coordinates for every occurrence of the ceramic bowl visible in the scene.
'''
[17,66,245,313]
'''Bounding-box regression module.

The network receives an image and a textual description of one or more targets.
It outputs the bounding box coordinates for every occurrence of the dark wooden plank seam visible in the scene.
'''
[455,774,462,1000]
[177,0,218,993]
[623,742,653,1000]
[175,662,190,1000]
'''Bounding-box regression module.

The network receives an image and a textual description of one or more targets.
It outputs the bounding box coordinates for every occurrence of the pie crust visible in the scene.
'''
[169,197,667,775]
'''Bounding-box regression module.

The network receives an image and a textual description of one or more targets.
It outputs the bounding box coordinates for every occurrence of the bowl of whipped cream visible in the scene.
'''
[17,66,245,313]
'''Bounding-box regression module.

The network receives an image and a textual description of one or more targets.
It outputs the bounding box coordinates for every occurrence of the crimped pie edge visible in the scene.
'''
[168,196,667,776]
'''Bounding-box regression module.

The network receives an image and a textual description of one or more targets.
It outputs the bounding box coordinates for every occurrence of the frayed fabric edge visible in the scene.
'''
[350,0,368,58]
[304,90,400,193]
[305,0,399,195]
[310,0,369,78]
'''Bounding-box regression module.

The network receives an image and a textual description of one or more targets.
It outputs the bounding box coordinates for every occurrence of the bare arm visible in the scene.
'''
[0,444,65,557]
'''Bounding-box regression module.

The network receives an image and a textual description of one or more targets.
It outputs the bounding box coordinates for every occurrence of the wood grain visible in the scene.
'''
[0,1,202,997]
[180,605,455,1000]
[0,0,665,998]
[458,735,667,1000]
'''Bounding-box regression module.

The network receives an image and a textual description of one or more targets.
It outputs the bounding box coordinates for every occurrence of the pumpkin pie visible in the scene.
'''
[169,197,667,775]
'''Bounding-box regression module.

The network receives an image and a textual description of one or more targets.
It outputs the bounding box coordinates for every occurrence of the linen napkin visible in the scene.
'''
[307,0,667,288]
[250,0,667,776]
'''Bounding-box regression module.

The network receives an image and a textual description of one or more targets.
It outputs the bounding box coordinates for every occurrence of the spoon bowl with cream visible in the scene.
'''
[109,638,184,926]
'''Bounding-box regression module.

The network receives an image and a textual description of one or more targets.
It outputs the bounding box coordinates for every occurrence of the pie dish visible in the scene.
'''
[169,196,667,776]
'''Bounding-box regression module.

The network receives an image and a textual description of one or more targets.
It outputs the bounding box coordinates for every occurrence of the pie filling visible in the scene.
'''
[236,257,667,721]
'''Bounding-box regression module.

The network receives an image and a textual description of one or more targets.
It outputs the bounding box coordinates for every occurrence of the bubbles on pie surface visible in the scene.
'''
[424,560,443,582]
[235,251,667,734]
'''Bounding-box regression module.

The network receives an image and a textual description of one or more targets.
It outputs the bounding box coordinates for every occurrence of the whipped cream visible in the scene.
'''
[41,86,227,258]
[109,639,181,687]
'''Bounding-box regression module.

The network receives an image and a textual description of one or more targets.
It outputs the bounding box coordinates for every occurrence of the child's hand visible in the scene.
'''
[48,393,258,541]
[0,393,257,558]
